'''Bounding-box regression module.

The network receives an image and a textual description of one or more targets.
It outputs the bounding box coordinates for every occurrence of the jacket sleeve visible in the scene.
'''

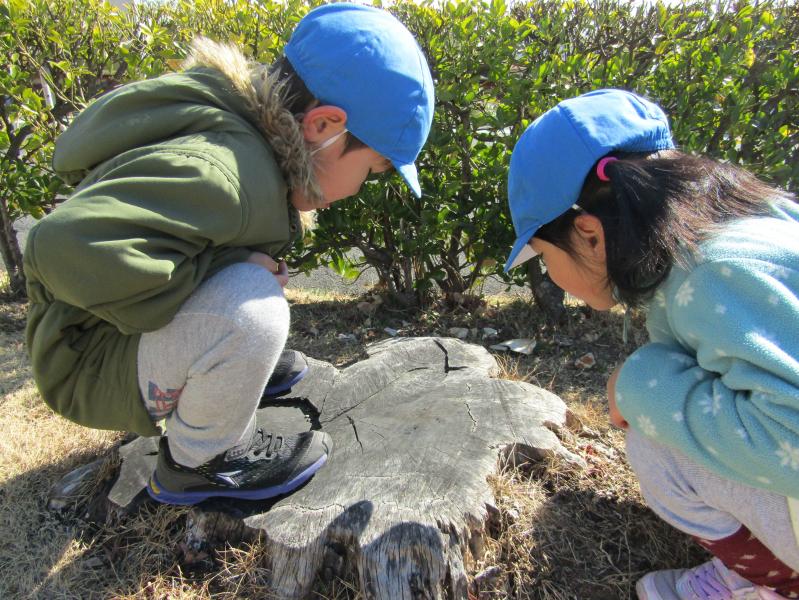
[26,150,248,334]
[615,258,799,498]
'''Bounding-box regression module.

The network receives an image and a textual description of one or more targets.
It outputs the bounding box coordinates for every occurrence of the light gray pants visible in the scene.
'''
[626,429,799,570]
[137,263,289,468]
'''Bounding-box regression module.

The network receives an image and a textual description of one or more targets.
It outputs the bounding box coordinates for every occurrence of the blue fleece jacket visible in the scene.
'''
[615,200,799,499]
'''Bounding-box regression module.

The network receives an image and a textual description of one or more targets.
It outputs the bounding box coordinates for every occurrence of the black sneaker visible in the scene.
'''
[263,350,309,397]
[147,428,332,505]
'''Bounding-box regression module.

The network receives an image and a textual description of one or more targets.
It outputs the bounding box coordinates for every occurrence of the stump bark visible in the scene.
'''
[60,337,583,599]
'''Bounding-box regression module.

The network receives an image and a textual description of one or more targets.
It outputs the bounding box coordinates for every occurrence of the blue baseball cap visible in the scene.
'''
[504,89,674,271]
[285,3,435,198]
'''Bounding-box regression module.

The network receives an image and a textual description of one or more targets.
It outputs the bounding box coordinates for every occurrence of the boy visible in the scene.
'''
[24,4,435,504]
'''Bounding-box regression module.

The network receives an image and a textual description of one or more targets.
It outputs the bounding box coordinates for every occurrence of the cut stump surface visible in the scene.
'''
[99,337,582,599]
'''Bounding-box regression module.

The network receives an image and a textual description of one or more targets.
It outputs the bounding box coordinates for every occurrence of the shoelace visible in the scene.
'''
[682,560,733,599]
[251,429,283,458]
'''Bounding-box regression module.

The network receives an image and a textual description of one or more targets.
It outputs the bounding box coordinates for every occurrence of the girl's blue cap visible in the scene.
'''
[285,3,435,198]
[504,89,675,271]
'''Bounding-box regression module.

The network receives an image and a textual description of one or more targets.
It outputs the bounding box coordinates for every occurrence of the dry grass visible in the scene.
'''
[0,288,706,599]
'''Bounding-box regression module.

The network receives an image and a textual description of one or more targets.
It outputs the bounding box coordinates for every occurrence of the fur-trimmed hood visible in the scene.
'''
[182,37,323,212]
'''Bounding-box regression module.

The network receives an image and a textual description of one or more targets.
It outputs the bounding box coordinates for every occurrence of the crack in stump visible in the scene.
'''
[465,402,478,432]
[321,371,406,424]
[433,339,468,373]
[347,416,364,453]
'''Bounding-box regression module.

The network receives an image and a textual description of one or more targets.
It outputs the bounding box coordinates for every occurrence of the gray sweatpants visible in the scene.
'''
[137,263,289,468]
[626,429,799,570]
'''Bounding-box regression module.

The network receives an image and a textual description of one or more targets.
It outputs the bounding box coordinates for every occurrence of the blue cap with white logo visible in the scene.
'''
[505,89,674,271]
[285,3,435,198]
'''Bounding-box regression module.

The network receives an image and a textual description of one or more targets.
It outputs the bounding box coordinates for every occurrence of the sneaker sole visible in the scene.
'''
[635,577,653,600]
[146,452,327,505]
[635,573,677,600]
[263,364,309,397]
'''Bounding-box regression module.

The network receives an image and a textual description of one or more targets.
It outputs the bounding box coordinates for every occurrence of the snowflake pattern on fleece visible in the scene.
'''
[615,201,799,500]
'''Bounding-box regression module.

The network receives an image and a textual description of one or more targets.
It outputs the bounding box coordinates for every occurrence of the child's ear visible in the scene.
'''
[301,105,348,142]
[573,214,606,261]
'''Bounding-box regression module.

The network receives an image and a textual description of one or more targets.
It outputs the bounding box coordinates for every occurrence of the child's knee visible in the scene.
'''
[230,265,290,348]
[193,262,290,337]
[625,428,691,501]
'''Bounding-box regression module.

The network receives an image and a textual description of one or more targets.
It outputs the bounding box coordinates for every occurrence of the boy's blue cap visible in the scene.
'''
[505,89,674,271]
[285,3,435,198]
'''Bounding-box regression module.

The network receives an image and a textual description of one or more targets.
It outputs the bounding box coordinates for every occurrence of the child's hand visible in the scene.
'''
[247,252,289,288]
[607,363,629,430]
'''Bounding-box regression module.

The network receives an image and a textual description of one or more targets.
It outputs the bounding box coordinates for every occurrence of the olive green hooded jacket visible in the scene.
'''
[24,41,318,436]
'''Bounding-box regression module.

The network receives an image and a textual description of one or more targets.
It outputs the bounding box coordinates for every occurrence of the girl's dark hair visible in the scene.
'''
[269,55,367,155]
[535,150,796,308]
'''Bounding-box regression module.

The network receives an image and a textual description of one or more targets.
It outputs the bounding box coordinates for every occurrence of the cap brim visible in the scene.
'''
[395,162,421,198]
[504,236,538,272]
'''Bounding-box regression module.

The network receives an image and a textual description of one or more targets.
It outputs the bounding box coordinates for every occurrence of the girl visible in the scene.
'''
[505,89,799,599]
[24,3,434,505]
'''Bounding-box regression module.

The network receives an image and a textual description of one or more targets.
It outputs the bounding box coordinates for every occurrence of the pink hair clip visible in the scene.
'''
[596,156,618,182]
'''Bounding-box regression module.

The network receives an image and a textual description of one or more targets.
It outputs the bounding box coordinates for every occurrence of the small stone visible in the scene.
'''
[575,352,596,368]
[489,344,509,352]
[384,327,399,337]
[448,327,469,339]
[48,458,104,513]
[494,339,536,355]
[84,557,104,568]
[482,327,498,339]
[337,333,357,343]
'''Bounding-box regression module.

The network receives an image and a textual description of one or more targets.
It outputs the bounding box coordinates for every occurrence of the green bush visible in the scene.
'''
[2,0,796,304]
[307,0,798,305]
[0,0,311,295]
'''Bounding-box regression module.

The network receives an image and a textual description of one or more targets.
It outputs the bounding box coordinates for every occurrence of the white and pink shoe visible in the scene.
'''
[637,558,789,600]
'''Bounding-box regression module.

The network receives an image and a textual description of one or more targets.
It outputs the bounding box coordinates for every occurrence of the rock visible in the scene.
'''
[482,327,498,339]
[575,352,596,369]
[337,333,357,343]
[448,326,469,339]
[48,458,105,513]
[492,339,537,355]
[83,557,104,569]
[383,327,399,337]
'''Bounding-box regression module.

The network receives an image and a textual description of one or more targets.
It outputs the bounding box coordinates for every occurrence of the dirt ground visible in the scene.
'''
[0,288,706,599]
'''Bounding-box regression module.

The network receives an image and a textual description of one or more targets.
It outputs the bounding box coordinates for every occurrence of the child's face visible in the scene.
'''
[313,140,392,209]
[530,233,615,310]
[291,106,393,212]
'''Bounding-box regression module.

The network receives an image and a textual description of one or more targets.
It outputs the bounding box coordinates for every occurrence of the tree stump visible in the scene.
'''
[57,337,583,599]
